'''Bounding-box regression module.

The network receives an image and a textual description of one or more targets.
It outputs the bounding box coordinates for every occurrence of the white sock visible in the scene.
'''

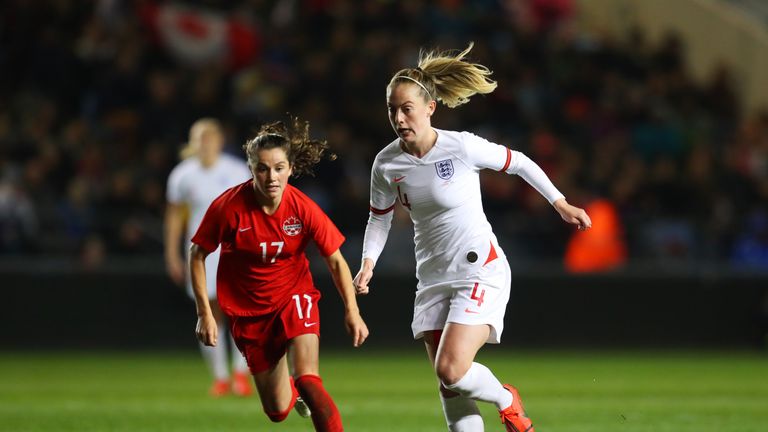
[440,393,484,431]
[199,320,229,380]
[443,362,513,411]
[229,332,249,373]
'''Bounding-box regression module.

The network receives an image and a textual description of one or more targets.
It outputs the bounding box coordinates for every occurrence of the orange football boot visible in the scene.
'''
[499,384,534,432]
[231,372,254,397]
[209,378,230,397]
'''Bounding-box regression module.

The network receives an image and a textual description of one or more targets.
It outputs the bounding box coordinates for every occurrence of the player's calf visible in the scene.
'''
[295,374,343,432]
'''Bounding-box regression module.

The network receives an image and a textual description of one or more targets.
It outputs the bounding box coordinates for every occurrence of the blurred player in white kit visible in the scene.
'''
[164,118,253,397]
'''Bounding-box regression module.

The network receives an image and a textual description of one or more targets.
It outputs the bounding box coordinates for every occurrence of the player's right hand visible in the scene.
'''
[196,314,218,346]
[353,259,374,295]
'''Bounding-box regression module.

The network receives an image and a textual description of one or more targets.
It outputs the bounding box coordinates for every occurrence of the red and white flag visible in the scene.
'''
[139,2,260,70]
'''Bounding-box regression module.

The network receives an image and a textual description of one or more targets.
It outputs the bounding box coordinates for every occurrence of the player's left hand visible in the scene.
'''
[345,310,369,348]
[553,198,592,231]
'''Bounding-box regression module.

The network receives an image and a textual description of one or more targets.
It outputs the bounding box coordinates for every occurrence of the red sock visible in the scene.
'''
[295,374,343,432]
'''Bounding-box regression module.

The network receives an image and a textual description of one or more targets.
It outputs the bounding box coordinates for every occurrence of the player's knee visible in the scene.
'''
[265,407,291,423]
[435,359,469,386]
[261,394,296,422]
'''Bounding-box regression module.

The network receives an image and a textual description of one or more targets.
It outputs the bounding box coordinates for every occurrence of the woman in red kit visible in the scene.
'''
[190,118,368,431]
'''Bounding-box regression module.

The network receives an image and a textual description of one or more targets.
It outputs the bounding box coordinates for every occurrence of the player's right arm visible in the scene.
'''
[188,190,231,347]
[354,159,396,294]
[189,243,217,346]
[163,202,186,286]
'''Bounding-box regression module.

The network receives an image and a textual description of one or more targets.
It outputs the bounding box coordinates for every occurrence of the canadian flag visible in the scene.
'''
[139,2,260,70]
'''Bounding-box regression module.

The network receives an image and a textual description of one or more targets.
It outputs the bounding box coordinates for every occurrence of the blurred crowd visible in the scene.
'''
[1,0,767,270]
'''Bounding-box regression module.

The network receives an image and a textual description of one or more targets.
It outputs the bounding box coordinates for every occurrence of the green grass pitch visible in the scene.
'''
[1,349,767,431]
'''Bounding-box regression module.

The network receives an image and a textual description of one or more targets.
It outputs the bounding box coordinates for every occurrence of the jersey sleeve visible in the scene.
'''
[461,131,565,204]
[362,158,395,264]
[460,131,514,172]
[191,194,229,253]
[166,164,186,204]
[369,159,396,214]
[303,196,345,257]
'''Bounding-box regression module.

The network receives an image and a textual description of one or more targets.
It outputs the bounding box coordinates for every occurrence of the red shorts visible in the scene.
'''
[230,289,322,374]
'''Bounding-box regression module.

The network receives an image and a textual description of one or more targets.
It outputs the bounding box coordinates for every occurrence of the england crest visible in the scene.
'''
[435,159,454,180]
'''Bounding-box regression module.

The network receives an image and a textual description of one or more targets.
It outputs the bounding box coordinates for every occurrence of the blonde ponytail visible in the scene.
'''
[388,42,497,108]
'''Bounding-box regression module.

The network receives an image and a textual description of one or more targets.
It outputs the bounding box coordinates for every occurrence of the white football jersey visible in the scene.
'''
[368,128,563,292]
[166,153,252,243]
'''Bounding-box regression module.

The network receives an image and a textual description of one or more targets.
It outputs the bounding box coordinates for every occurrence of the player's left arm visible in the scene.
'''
[552,198,592,231]
[463,131,591,230]
[509,155,591,230]
[323,249,369,348]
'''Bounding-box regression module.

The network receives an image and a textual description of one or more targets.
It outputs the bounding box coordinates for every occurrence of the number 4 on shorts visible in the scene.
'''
[470,283,485,307]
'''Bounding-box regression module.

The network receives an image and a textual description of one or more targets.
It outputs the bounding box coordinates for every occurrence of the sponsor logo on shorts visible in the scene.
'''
[239,226,252,232]
[304,322,317,327]
[282,216,302,236]
[464,308,480,314]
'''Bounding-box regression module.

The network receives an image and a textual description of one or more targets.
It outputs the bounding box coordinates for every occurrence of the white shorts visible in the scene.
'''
[411,258,511,344]
[185,247,221,300]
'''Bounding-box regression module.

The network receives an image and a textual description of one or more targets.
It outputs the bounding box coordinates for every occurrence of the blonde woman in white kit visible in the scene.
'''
[164,118,253,396]
[353,44,591,432]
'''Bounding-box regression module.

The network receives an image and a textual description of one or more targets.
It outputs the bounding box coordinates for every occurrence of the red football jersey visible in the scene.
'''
[192,181,345,316]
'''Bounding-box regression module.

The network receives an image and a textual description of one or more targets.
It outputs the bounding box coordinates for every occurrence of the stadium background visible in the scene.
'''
[1,0,767,431]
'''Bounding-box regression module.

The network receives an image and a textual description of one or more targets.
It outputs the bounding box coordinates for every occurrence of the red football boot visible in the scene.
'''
[209,379,230,397]
[499,384,534,432]
[231,372,254,397]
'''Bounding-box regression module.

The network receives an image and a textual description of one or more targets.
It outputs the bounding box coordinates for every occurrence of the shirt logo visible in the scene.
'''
[435,159,454,179]
[393,175,406,183]
[239,227,252,232]
[282,216,303,236]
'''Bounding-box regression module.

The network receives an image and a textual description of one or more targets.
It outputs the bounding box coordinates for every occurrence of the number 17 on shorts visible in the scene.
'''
[286,291,321,336]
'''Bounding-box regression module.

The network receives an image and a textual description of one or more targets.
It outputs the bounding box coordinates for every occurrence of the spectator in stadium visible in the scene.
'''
[190,118,368,431]
[164,118,254,396]
[353,43,591,432]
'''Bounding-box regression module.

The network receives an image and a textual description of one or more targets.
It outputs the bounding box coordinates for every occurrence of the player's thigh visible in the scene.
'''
[424,330,463,396]
[252,354,294,412]
[280,288,321,377]
[288,333,320,377]
[435,322,490,384]
[423,330,441,367]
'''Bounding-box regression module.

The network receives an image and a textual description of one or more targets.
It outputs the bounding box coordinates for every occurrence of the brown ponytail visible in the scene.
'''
[242,117,335,177]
